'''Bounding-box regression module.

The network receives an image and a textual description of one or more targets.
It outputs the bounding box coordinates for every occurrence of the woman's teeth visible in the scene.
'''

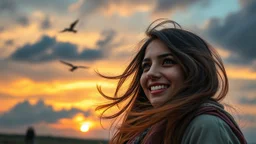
[150,85,168,91]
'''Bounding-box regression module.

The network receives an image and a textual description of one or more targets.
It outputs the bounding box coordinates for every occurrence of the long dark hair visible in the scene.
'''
[95,18,228,144]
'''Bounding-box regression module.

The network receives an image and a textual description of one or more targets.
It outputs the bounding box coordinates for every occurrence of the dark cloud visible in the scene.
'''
[0,0,72,29]
[0,0,75,16]
[52,42,79,59]
[0,0,16,13]
[238,114,256,123]
[0,1,29,29]
[96,29,116,49]
[0,27,4,32]
[239,0,254,7]
[10,35,56,62]
[17,0,73,14]
[0,0,29,27]
[78,1,106,18]
[79,29,117,60]
[0,99,91,128]
[79,49,102,60]
[0,58,94,82]
[205,1,256,64]
[16,15,30,26]
[4,39,14,46]
[9,29,117,63]
[224,54,252,65]
[239,97,256,105]
[88,29,117,56]
[229,79,256,92]
[40,16,51,30]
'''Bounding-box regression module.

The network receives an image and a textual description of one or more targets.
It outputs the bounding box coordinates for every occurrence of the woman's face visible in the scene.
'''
[140,39,185,107]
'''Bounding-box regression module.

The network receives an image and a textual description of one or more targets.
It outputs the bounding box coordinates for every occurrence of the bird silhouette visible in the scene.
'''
[60,60,89,72]
[59,19,79,33]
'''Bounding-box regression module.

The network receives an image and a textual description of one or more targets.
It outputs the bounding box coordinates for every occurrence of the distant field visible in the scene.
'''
[0,133,108,144]
[2,133,255,144]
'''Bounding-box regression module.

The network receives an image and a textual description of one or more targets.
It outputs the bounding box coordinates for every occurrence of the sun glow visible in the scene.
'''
[80,122,91,132]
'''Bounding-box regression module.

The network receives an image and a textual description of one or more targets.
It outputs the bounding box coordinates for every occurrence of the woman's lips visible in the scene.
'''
[150,88,168,94]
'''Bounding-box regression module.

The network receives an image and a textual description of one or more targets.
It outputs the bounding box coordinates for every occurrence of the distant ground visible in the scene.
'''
[0,133,108,144]
[2,133,255,144]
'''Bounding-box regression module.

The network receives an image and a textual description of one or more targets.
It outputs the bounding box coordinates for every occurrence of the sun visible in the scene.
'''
[80,122,90,132]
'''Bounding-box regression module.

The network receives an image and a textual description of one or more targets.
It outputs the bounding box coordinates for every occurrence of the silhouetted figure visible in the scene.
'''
[25,126,36,144]
[60,60,89,72]
[59,19,79,33]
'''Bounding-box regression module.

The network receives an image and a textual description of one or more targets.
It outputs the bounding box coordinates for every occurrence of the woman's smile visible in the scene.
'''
[149,84,170,94]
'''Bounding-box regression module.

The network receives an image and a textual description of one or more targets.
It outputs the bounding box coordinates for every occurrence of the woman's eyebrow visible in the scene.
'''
[158,53,173,58]
[142,53,173,62]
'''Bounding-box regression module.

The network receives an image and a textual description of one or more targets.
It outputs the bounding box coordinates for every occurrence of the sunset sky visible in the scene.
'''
[0,0,255,142]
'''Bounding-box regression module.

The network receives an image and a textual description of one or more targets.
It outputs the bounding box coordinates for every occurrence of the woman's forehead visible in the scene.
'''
[144,39,173,57]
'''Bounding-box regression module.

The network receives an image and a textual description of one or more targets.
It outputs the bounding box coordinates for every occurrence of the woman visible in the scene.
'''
[96,19,247,144]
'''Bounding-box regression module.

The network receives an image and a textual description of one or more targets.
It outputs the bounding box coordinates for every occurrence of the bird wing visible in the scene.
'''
[78,66,89,69]
[60,60,73,67]
[70,19,79,29]
[59,29,68,33]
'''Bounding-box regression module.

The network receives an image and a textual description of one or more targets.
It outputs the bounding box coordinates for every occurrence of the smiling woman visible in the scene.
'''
[140,39,185,107]
[95,18,247,144]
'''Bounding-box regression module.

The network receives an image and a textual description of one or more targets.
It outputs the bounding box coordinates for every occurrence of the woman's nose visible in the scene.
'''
[146,65,161,80]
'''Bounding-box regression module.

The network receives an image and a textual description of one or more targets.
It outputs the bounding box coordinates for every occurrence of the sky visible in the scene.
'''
[0,0,255,142]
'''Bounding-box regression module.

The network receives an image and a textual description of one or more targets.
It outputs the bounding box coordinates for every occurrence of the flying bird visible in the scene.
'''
[59,19,79,33]
[60,60,89,72]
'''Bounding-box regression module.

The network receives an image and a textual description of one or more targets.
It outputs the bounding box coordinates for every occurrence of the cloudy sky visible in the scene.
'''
[0,0,255,142]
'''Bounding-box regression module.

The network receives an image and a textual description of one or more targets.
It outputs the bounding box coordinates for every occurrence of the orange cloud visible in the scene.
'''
[103,3,152,17]
[0,78,115,97]
[68,0,84,12]
[226,65,256,80]
[55,31,100,48]
[215,47,231,58]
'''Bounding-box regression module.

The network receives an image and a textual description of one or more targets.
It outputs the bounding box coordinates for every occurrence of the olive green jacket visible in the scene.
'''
[182,114,241,144]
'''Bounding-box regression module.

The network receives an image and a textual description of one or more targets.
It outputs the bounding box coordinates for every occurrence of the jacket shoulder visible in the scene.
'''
[181,114,241,144]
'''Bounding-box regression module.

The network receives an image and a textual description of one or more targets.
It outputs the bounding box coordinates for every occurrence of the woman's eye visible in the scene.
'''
[142,63,150,71]
[163,58,176,65]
